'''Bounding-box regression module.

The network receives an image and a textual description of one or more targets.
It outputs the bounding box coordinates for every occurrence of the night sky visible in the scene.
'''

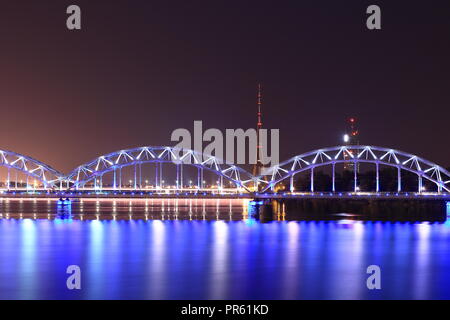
[0,1,449,174]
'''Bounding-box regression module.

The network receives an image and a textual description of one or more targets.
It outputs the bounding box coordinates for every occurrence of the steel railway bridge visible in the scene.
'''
[0,145,449,199]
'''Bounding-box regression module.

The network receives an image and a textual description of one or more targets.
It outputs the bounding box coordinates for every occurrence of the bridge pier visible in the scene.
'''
[257,197,448,222]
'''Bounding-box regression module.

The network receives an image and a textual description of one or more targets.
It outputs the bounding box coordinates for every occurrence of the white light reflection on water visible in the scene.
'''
[149,220,167,299]
[87,220,104,299]
[282,222,300,299]
[209,220,229,299]
[19,219,37,299]
[412,223,431,300]
[331,220,365,299]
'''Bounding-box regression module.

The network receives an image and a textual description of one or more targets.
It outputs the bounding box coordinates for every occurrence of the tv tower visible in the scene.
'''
[252,83,264,177]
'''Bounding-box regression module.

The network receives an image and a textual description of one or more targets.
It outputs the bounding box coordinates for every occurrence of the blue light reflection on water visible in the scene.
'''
[1,218,450,299]
[1,197,450,299]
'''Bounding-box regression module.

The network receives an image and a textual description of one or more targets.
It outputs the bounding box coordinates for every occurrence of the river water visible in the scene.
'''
[0,198,450,299]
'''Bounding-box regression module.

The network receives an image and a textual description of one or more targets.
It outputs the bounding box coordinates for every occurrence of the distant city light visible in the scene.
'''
[343,134,350,143]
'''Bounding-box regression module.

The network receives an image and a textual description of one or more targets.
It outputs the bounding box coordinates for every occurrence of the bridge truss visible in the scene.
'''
[261,145,450,193]
[0,145,448,195]
[0,149,63,190]
[66,146,256,192]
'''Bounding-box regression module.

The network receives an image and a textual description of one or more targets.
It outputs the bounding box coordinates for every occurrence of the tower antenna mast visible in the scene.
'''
[253,83,263,177]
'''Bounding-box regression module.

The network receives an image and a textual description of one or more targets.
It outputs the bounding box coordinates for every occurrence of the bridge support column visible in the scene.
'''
[7,167,10,191]
[176,164,180,190]
[376,162,380,193]
[418,175,423,193]
[113,168,117,190]
[397,166,401,192]
[354,161,358,192]
[134,163,137,190]
[310,167,314,192]
[155,163,159,190]
[180,163,183,190]
[332,162,336,192]
[119,167,122,191]
[160,162,163,189]
[201,168,204,190]
[290,174,294,193]
[139,163,142,190]
[197,167,201,190]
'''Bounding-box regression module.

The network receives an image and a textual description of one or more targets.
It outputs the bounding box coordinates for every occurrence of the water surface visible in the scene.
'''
[1,198,450,299]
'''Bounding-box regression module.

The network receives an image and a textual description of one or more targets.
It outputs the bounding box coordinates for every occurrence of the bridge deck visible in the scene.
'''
[256,192,450,201]
[0,191,449,201]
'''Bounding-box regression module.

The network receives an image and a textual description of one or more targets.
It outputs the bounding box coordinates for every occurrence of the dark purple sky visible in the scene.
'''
[0,1,449,173]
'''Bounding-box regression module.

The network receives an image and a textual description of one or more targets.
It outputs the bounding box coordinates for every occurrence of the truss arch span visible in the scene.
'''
[66,146,255,191]
[261,145,450,193]
[0,149,63,189]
